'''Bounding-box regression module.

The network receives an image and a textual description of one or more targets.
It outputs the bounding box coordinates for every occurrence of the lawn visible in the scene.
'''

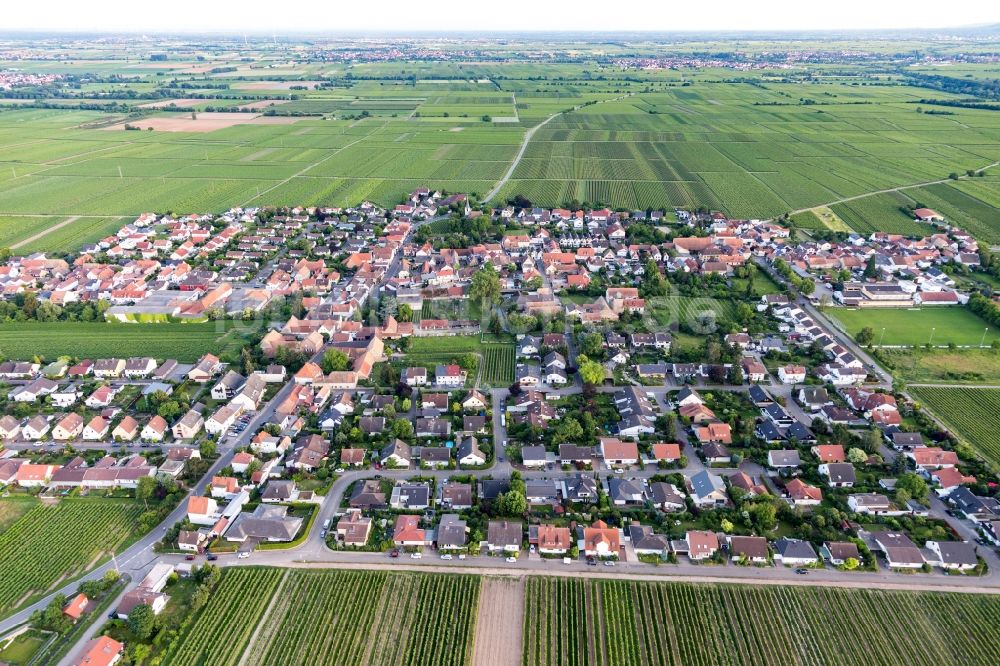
[826,306,1000,347]
[0,320,252,362]
[909,386,1000,470]
[523,577,1000,666]
[0,631,48,665]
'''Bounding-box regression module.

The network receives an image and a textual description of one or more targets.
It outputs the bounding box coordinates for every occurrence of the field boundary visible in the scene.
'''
[10,215,79,250]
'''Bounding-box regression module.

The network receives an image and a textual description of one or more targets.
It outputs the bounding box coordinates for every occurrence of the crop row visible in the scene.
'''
[481,344,515,386]
[0,499,142,614]
[522,577,1000,666]
[909,386,1000,469]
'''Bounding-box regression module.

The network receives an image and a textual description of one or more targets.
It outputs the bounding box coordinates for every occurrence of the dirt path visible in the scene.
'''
[472,577,524,666]
[10,215,79,249]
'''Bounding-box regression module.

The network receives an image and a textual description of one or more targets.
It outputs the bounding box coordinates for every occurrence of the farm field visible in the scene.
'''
[909,386,1000,470]
[875,347,1000,384]
[480,343,515,386]
[0,320,251,362]
[0,498,143,617]
[164,568,480,666]
[522,577,1000,666]
[825,306,1000,347]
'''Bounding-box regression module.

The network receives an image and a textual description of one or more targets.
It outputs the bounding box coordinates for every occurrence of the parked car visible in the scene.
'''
[440,554,453,560]
[206,554,218,561]
[185,554,195,561]
[505,556,517,563]
[390,549,400,558]
[410,552,422,559]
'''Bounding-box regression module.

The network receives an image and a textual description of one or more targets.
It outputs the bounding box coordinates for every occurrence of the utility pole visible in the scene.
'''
[928,327,936,346]
[981,327,989,348]
[878,327,886,347]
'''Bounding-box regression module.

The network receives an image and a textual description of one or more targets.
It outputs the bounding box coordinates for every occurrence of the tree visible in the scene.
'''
[843,557,859,570]
[397,303,414,323]
[507,313,537,335]
[199,440,217,459]
[641,259,668,297]
[727,363,744,385]
[241,347,255,375]
[321,348,350,374]
[136,476,157,510]
[847,447,868,464]
[721,518,734,533]
[578,332,604,358]
[856,327,875,346]
[577,355,604,386]
[896,472,929,502]
[401,398,411,412]
[552,417,584,445]
[498,490,527,516]
[798,279,815,296]
[392,419,413,439]
[128,603,155,640]
[861,428,882,455]
[470,262,501,305]
[863,255,877,279]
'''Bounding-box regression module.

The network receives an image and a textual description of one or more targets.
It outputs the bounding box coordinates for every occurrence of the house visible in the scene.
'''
[81,416,109,442]
[390,482,431,510]
[812,444,845,463]
[141,415,168,442]
[741,357,767,382]
[231,451,256,474]
[53,413,84,441]
[628,523,671,557]
[441,482,473,510]
[393,514,429,547]
[607,477,648,506]
[457,436,487,466]
[728,535,770,564]
[819,463,856,487]
[12,378,58,403]
[70,636,123,666]
[767,450,801,470]
[848,493,893,515]
[822,541,861,567]
[674,387,705,407]
[381,439,412,467]
[487,520,522,553]
[785,478,822,507]
[701,442,731,464]
[686,530,720,561]
[211,475,240,499]
[798,387,832,412]
[187,353,222,382]
[529,524,573,555]
[462,389,488,411]
[112,416,139,442]
[925,540,978,571]
[562,474,599,503]
[778,364,806,384]
[688,470,727,507]
[415,417,450,438]
[436,514,469,551]
[85,385,115,409]
[205,404,241,436]
[211,370,246,400]
[226,504,303,543]
[177,530,204,553]
[0,415,21,441]
[16,463,57,487]
[649,482,686,511]
[21,416,50,441]
[186,496,219,525]
[337,510,373,547]
[650,442,682,464]
[435,364,465,388]
[729,471,768,497]
[772,537,818,566]
[63,593,90,622]
[123,357,157,378]
[521,445,548,468]
[92,358,126,379]
[172,409,204,440]
[583,520,621,558]
[908,447,959,470]
[600,437,639,466]
[525,479,560,505]
[402,367,428,386]
[559,444,594,466]
[695,422,732,445]
[349,479,387,508]
[868,531,925,569]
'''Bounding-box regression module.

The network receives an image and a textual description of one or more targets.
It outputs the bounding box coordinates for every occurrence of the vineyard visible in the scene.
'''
[0,321,249,362]
[909,386,1000,469]
[481,344,515,385]
[0,499,143,616]
[522,577,1000,666]
[164,568,480,666]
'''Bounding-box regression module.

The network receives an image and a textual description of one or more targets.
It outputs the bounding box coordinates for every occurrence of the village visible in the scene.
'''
[0,187,998,666]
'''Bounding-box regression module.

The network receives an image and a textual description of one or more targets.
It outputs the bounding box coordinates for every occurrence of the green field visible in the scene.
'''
[163,568,480,666]
[523,577,1000,666]
[876,347,1000,384]
[826,306,1000,347]
[0,321,251,362]
[0,499,143,617]
[481,344,515,386]
[909,386,1000,469]
[1,62,1000,243]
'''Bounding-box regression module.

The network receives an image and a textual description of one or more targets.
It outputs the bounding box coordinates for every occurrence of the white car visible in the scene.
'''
[458,554,466,560]
[334,468,345,474]
[410,552,422,559]
[440,554,453,560]
[505,556,517,563]
[604,560,615,567]
[237,551,251,559]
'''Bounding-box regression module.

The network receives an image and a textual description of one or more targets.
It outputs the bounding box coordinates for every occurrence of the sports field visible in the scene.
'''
[826,306,1000,347]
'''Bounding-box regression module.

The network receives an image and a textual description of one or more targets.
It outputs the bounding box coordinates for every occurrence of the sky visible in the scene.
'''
[3,1,998,34]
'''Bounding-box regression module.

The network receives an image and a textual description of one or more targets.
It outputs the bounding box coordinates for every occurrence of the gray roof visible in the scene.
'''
[934,541,978,566]
[690,470,726,498]
[521,445,547,463]
[436,514,468,548]
[227,505,302,542]
[773,537,817,560]
[488,520,522,547]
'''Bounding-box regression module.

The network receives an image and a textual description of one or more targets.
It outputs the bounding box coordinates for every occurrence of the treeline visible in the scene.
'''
[968,293,1000,329]
[904,73,1000,101]
[914,98,1000,112]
